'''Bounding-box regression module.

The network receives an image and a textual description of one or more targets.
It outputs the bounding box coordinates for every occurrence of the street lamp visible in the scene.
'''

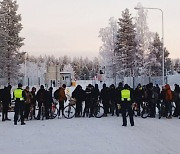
[21,51,27,85]
[134,7,165,85]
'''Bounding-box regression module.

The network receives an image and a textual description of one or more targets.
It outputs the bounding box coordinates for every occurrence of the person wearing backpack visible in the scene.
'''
[54,88,59,100]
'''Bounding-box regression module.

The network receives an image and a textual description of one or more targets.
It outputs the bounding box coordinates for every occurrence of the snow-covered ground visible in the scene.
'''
[0,113,179,154]
[0,81,180,154]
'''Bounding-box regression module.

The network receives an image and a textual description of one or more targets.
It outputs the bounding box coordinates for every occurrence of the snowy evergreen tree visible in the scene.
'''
[71,57,80,80]
[91,57,99,79]
[147,33,171,76]
[0,0,24,84]
[115,9,137,77]
[134,3,154,75]
[99,17,118,80]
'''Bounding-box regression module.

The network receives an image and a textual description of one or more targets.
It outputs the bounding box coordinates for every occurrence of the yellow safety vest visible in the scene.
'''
[14,89,24,101]
[121,89,131,101]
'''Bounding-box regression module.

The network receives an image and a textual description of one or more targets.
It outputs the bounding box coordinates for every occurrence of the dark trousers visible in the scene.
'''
[165,101,172,116]
[102,100,109,115]
[121,102,134,126]
[173,101,180,116]
[83,100,91,116]
[58,101,64,116]
[2,102,9,120]
[149,100,156,117]
[75,101,82,117]
[14,101,25,124]
[110,100,119,116]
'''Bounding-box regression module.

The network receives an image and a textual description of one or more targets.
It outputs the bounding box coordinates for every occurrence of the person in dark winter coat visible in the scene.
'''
[1,85,12,121]
[134,84,144,116]
[100,83,110,116]
[72,85,85,117]
[90,84,100,117]
[173,84,180,117]
[30,87,36,118]
[83,84,93,117]
[109,84,118,116]
[155,84,161,115]
[47,87,53,117]
[36,85,48,119]
[146,83,156,118]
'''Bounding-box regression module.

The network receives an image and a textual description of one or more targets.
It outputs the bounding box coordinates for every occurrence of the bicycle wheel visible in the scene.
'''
[63,105,76,119]
[141,107,149,118]
[93,106,104,118]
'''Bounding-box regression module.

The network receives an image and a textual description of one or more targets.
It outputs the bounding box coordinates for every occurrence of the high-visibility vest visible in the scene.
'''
[14,89,24,101]
[121,89,131,101]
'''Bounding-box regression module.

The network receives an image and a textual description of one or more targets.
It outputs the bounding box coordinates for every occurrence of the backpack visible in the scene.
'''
[54,89,59,100]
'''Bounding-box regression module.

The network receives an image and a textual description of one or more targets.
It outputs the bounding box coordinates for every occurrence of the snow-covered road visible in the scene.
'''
[0,114,179,154]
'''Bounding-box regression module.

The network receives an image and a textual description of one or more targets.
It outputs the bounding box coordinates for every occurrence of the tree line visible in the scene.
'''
[99,3,175,81]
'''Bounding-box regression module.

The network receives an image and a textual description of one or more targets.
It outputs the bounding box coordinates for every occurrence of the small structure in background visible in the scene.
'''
[45,64,72,87]
[59,72,72,87]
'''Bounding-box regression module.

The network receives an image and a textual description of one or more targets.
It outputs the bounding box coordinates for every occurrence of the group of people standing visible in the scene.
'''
[69,83,134,126]
[0,83,67,125]
[0,81,179,126]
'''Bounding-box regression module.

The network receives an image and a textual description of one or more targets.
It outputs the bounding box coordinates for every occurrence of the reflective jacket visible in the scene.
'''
[14,88,24,101]
[121,89,131,101]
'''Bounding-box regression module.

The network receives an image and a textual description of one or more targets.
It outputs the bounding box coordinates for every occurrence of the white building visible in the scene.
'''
[45,64,72,87]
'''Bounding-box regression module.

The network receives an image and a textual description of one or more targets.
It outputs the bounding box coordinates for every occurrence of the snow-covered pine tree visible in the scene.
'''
[147,33,171,76]
[99,17,118,81]
[115,9,137,77]
[71,57,80,79]
[134,2,154,76]
[92,57,99,79]
[0,0,24,85]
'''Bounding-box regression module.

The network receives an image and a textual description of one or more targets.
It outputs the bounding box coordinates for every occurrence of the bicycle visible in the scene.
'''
[63,95,76,119]
[141,101,151,118]
[36,103,46,120]
[49,98,59,119]
[158,101,166,119]
[91,99,104,118]
[132,102,139,117]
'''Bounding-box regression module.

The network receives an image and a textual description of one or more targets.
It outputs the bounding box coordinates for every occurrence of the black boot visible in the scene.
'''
[21,122,26,125]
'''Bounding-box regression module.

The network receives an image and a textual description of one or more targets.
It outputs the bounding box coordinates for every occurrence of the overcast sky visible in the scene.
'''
[17,0,180,59]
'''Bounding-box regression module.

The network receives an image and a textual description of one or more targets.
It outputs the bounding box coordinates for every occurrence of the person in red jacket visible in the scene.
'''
[58,84,67,118]
[164,84,173,118]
